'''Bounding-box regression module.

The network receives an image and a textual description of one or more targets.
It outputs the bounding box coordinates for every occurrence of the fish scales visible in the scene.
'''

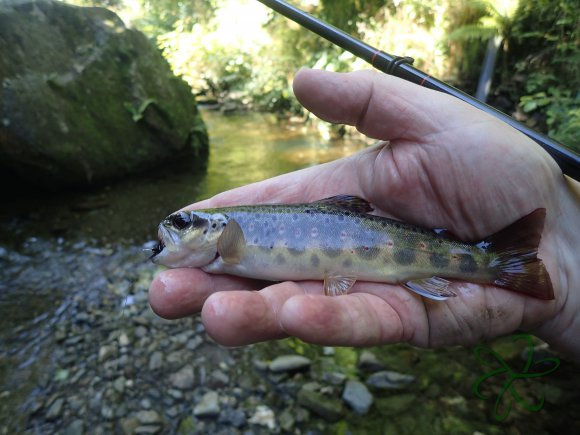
[207,204,493,284]
[151,195,554,300]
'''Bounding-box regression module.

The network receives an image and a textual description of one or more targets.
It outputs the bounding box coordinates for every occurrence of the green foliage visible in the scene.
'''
[66,0,579,153]
[508,0,580,152]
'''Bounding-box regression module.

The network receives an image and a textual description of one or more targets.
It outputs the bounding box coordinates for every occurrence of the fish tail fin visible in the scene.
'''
[486,208,554,300]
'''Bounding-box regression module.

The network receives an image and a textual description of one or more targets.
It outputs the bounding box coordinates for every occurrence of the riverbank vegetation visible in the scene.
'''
[71,0,579,150]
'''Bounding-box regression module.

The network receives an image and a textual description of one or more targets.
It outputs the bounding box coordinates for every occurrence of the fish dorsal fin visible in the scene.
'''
[313,195,374,214]
[217,219,246,264]
[324,276,357,296]
[403,277,456,300]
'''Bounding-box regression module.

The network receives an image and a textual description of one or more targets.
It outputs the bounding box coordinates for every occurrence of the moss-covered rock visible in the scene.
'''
[0,0,208,191]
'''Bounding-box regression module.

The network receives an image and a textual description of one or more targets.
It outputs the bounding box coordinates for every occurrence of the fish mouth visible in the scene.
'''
[150,226,168,260]
[150,238,165,259]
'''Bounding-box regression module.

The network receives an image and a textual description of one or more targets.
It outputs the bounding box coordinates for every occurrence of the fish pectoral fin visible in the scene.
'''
[313,195,374,214]
[217,219,245,265]
[403,277,456,301]
[324,276,357,296]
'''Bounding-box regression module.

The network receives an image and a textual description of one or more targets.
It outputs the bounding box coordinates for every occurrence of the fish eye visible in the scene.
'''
[170,212,192,230]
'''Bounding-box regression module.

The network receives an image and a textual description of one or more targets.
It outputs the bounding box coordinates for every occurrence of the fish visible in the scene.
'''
[150,195,554,301]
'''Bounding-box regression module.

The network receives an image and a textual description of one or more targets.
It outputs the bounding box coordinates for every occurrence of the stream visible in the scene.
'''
[0,109,577,434]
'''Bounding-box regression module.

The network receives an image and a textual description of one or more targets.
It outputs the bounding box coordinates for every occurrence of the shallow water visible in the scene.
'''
[0,109,369,246]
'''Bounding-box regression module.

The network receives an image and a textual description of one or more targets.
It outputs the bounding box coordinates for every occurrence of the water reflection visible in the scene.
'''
[0,109,369,245]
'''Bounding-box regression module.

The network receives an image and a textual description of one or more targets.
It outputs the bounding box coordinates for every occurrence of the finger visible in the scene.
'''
[278,286,424,346]
[149,268,264,319]
[293,68,479,141]
[201,281,322,346]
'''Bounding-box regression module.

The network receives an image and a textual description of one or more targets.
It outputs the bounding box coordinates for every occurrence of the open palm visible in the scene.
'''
[149,69,577,357]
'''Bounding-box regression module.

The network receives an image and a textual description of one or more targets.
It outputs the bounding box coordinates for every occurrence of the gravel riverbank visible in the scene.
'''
[1,238,578,434]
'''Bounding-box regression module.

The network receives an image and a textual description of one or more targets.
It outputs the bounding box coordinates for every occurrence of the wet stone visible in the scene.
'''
[101,405,114,420]
[357,350,385,372]
[218,408,247,428]
[63,419,84,435]
[248,405,276,430]
[186,336,203,351]
[208,369,229,389]
[323,371,347,386]
[269,355,312,373]
[136,409,162,425]
[366,371,416,389]
[297,387,343,422]
[46,397,65,420]
[342,380,373,414]
[148,351,163,371]
[98,344,117,363]
[113,376,126,394]
[170,365,195,390]
[193,391,220,417]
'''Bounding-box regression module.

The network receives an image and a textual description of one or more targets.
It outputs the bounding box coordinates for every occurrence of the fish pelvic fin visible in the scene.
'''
[324,276,357,296]
[485,208,554,300]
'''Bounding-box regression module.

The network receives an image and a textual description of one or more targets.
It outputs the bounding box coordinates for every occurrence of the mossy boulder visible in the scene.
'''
[0,0,208,191]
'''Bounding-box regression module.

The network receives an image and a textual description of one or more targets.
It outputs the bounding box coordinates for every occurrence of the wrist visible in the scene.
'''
[532,175,580,361]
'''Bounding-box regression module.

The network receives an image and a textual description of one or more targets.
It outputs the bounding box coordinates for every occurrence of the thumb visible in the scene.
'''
[292,68,473,141]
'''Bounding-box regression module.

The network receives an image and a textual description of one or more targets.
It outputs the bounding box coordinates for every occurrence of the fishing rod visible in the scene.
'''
[256,0,580,180]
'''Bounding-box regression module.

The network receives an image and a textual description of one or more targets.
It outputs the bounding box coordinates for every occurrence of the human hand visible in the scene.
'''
[149,68,580,360]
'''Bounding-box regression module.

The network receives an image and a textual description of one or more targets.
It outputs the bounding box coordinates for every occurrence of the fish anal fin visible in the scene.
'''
[217,219,245,264]
[313,195,374,214]
[324,276,357,296]
[403,277,456,301]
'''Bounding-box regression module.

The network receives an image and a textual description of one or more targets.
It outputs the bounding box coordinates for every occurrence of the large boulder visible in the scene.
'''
[0,0,209,191]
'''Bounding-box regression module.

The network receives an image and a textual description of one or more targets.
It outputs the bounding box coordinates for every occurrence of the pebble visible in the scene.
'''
[297,387,343,422]
[186,336,203,351]
[194,391,220,417]
[113,376,126,394]
[119,333,130,347]
[45,397,65,420]
[342,380,373,414]
[136,409,162,425]
[98,344,117,363]
[269,355,312,373]
[208,369,230,389]
[248,405,276,430]
[322,371,347,386]
[218,408,247,428]
[366,370,416,389]
[170,365,195,390]
[63,419,84,435]
[357,350,385,372]
[148,351,163,371]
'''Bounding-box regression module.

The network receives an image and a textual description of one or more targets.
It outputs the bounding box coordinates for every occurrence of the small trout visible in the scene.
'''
[150,195,554,300]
